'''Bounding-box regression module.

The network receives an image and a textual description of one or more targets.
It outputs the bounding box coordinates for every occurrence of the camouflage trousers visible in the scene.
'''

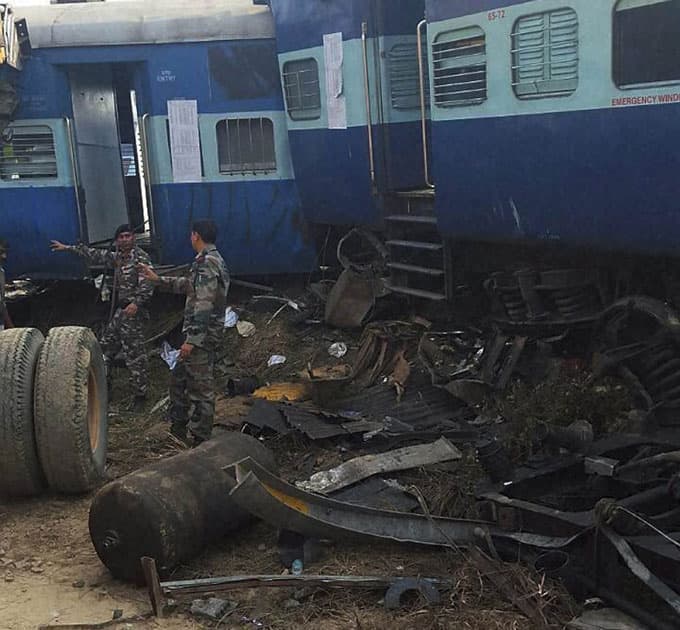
[167,347,215,442]
[100,307,149,397]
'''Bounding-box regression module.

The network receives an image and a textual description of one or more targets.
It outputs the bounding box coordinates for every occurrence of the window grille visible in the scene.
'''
[282,58,321,120]
[0,125,57,180]
[432,27,487,107]
[389,42,429,110]
[512,8,578,98]
[216,117,276,174]
[614,0,680,87]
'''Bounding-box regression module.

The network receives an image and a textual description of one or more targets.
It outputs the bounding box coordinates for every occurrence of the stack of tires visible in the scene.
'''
[0,327,108,497]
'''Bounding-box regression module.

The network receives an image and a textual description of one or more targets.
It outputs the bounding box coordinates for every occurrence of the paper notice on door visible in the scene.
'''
[323,32,347,130]
[167,99,202,183]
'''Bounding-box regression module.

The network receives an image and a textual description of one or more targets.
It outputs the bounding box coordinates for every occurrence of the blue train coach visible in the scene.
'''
[425,0,680,256]
[1,0,316,280]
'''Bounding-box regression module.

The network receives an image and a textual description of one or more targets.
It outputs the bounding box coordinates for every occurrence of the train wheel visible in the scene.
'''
[34,326,108,493]
[0,328,46,497]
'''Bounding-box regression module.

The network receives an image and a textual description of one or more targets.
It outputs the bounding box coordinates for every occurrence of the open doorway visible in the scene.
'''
[68,63,150,245]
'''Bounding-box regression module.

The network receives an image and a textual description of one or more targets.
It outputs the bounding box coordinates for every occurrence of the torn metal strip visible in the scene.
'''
[297,437,461,494]
[227,458,578,550]
[228,457,490,547]
[601,526,680,617]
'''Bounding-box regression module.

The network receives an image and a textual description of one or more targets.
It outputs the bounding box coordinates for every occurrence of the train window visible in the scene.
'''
[512,8,578,99]
[282,58,321,120]
[216,117,276,174]
[614,0,680,87]
[0,125,57,181]
[432,27,487,107]
[389,43,429,110]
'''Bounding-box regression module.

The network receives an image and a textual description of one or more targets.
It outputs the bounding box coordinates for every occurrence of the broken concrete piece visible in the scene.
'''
[296,437,462,494]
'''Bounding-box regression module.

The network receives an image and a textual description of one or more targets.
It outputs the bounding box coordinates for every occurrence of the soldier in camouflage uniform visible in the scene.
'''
[139,219,229,444]
[50,224,154,407]
[0,239,14,331]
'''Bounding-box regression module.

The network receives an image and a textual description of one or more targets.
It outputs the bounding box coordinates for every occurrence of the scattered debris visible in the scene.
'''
[253,382,312,403]
[160,340,180,370]
[190,596,235,620]
[237,321,257,338]
[143,556,451,618]
[297,437,462,494]
[267,354,287,367]
[568,608,650,630]
[224,306,239,328]
[229,457,495,548]
[328,342,348,358]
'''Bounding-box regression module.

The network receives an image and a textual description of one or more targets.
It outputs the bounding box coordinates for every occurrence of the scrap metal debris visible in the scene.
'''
[228,457,493,548]
[142,554,450,618]
[297,437,461,494]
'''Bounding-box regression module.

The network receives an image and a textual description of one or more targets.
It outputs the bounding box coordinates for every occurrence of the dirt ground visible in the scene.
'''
[1,284,628,630]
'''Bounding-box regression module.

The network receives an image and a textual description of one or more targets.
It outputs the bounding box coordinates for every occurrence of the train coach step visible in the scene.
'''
[385,215,438,225]
[387,262,444,277]
[386,240,443,251]
[386,284,447,301]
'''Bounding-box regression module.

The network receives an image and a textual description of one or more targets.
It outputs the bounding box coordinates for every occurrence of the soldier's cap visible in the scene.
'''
[114,224,134,239]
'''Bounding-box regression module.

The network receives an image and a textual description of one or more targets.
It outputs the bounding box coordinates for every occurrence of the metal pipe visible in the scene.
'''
[361,22,376,190]
[417,19,434,188]
[63,116,85,242]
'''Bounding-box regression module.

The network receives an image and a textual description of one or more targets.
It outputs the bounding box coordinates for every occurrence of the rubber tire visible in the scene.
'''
[34,326,108,493]
[0,328,46,497]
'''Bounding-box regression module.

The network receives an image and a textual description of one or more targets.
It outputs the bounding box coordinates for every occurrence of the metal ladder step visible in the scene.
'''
[386,284,447,301]
[386,239,443,251]
[385,214,437,225]
[387,262,444,277]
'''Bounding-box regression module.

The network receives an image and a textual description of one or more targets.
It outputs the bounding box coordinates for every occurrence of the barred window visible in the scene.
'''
[389,43,429,110]
[614,0,680,87]
[0,125,57,180]
[432,27,487,107]
[217,118,276,174]
[282,58,321,120]
[512,9,579,98]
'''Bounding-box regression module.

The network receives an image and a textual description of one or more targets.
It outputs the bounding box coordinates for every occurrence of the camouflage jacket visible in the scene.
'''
[156,246,229,348]
[0,265,6,322]
[69,244,154,308]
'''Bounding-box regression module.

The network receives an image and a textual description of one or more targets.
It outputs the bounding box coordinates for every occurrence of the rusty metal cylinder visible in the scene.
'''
[89,431,276,583]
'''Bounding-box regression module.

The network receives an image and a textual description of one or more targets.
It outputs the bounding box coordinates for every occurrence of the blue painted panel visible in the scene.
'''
[15,54,72,119]
[1,187,86,279]
[269,0,425,53]
[16,40,284,120]
[287,127,382,225]
[431,105,680,256]
[426,0,531,23]
[151,180,317,275]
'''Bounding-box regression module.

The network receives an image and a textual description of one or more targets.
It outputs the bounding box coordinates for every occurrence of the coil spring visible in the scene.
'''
[551,286,599,319]
[498,287,527,321]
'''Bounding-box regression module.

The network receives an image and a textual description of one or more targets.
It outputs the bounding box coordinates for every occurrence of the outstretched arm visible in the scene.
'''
[138,263,190,294]
[50,240,116,267]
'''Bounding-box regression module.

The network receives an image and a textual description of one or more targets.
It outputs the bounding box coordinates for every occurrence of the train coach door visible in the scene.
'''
[68,64,129,244]
[370,0,430,192]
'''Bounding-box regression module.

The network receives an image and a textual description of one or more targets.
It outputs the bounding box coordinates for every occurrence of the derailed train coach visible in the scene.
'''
[264,0,680,309]
[425,0,680,261]
[1,0,316,280]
